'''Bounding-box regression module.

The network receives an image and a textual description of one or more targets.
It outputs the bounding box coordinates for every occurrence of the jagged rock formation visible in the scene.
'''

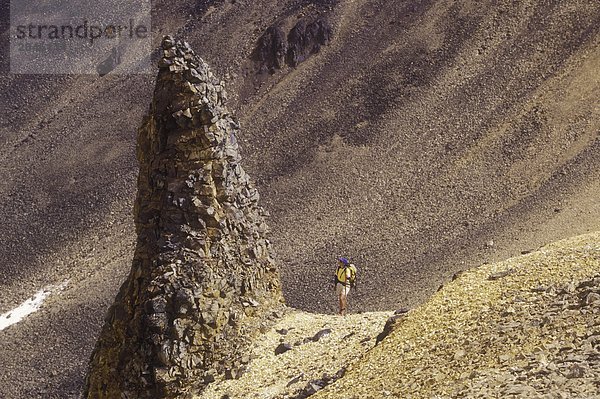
[253,26,288,73]
[253,17,333,73]
[286,19,332,67]
[84,36,283,399]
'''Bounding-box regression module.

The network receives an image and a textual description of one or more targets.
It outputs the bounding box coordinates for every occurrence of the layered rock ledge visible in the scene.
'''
[84,36,283,399]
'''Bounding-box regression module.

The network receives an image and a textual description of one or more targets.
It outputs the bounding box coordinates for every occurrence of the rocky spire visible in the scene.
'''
[84,36,284,399]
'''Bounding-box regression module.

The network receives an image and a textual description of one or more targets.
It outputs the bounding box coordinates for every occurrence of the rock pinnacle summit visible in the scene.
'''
[84,36,284,399]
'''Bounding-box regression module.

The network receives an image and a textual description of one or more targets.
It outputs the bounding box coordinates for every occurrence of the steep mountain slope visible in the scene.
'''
[230,0,600,312]
[0,0,599,397]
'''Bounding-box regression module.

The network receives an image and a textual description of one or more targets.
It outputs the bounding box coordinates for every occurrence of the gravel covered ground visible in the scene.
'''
[315,231,600,398]
[197,309,391,399]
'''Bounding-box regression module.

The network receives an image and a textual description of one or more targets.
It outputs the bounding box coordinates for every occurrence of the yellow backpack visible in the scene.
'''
[336,264,357,287]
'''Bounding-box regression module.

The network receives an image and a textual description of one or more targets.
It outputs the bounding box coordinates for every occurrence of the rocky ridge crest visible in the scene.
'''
[84,36,283,399]
[315,231,600,398]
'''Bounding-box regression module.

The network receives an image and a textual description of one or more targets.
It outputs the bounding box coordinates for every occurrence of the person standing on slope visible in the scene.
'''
[335,257,357,316]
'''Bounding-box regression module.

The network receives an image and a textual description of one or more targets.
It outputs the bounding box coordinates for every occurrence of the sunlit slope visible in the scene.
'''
[316,231,600,398]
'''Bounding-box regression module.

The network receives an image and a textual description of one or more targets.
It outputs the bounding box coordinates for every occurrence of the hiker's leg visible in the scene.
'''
[336,284,343,315]
[340,292,347,316]
[342,286,351,316]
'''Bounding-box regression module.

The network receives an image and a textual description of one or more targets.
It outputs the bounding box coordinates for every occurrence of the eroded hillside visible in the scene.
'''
[0,0,599,397]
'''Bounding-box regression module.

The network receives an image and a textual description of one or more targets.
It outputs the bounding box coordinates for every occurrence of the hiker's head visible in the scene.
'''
[338,257,349,266]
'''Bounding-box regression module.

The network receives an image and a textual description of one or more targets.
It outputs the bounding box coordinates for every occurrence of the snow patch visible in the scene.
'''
[0,280,69,331]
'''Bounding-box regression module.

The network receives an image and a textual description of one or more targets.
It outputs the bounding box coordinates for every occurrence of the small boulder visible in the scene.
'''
[275,343,293,355]
[488,269,514,281]
[376,314,406,345]
[303,380,325,395]
[311,328,332,342]
[286,373,304,387]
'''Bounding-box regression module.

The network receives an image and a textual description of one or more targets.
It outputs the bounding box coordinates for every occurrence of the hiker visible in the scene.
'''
[335,257,357,316]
